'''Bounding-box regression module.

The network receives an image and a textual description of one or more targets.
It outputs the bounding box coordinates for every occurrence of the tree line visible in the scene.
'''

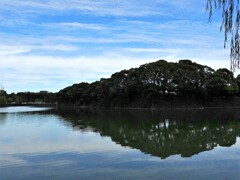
[2,59,240,107]
[0,91,57,106]
[58,59,240,108]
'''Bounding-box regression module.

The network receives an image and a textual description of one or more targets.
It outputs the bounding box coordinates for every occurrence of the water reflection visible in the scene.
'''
[56,107,240,159]
[0,106,51,113]
[0,113,7,125]
[1,107,240,179]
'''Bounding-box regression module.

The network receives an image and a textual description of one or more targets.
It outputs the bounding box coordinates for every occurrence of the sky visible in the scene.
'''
[0,0,234,93]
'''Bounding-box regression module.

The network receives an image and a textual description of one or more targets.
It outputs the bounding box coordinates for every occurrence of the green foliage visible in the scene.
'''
[0,91,57,105]
[0,90,8,106]
[15,92,57,104]
[0,96,7,106]
[58,59,240,108]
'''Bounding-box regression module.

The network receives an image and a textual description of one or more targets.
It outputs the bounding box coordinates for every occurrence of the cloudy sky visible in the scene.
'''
[0,0,232,93]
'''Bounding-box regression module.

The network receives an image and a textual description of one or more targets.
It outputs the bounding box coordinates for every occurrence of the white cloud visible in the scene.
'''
[124,48,183,53]
[0,53,151,92]
[0,44,77,56]
[0,45,30,56]
[0,0,234,93]
[0,0,204,18]
[0,42,232,93]
[56,22,108,30]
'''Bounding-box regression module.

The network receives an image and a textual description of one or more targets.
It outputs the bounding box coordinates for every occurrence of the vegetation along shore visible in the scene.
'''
[1,59,240,109]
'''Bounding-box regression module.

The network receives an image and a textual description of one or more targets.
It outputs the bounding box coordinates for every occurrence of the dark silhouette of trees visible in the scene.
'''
[15,92,57,104]
[2,60,240,108]
[0,91,57,105]
[0,90,8,106]
[58,59,240,108]
[206,0,240,70]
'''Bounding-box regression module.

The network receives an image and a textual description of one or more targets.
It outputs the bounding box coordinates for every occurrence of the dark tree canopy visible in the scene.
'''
[206,0,240,71]
[58,59,240,108]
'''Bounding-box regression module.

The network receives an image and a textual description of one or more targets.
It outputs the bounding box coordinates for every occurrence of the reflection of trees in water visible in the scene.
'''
[57,108,240,159]
[0,113,7,125]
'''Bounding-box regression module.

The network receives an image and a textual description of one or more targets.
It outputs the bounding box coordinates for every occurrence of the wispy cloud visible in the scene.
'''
[0,43,231,93]
[0,45,30,56]
[124,48,184,53]
[57,22,107,30]
[0,0,204,18]
[0,44,77,56]
[0,54,150,92]
[0,0,232,93]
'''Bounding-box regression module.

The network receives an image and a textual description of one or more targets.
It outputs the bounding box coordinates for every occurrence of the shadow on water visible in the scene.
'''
[55,107,240,159]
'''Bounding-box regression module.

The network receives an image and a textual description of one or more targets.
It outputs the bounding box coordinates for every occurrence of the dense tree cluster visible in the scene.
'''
[0,91,57,106]
[0,90,8,106]
[58,60,240,108]
[15,92,57,104]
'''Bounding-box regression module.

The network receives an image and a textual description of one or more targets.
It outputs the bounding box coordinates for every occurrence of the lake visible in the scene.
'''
[1,106,240,179]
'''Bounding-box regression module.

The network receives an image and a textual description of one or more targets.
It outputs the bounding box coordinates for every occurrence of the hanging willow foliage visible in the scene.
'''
[206,0,240,71]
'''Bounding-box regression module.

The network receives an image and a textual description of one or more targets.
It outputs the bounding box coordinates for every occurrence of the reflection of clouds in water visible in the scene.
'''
[232,137,240,147]
[0,112,129,155]
[0,155,28,168]
[1,154,76,171]
[0,106,51,113]
[35,159,76,167]
[0,131,129,155]
[1,108,240,179]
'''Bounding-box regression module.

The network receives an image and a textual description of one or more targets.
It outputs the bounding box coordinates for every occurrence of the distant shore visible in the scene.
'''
[57,96,240,110]
[2,96,240,110]
[1,103,57,108]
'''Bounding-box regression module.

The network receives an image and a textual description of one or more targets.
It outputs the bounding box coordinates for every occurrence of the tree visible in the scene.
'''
[0,96,7,106]
[0,90,8,106]
[206,0,240,71]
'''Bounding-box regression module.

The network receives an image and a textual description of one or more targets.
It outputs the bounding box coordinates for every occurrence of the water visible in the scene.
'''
[1,106,240,179]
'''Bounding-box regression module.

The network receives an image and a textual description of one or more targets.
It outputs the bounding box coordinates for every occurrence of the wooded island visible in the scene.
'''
[2,59,240,108]
[57,59,240,108]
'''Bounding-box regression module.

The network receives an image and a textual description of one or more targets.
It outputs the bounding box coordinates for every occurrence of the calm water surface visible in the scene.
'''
[1,106,240,179]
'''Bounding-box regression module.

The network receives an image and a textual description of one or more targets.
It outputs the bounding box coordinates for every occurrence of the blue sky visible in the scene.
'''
[0,0,233,93]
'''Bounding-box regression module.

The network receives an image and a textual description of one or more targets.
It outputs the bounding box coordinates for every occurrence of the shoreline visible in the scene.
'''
[56,96,240,110]
[0,103,57,108]
[2,102,240,110]
[56,105,240,110]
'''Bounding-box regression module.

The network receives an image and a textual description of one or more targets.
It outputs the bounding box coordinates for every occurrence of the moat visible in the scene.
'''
[1,106,240,179]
